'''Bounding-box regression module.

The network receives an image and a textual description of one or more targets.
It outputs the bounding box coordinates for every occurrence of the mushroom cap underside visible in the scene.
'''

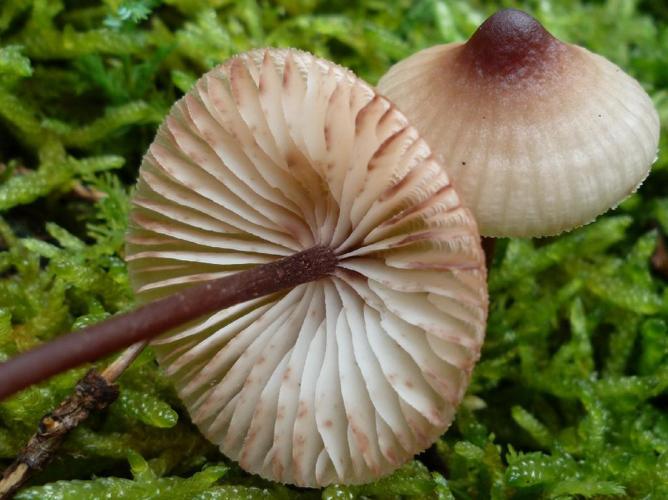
[126,48,488,487]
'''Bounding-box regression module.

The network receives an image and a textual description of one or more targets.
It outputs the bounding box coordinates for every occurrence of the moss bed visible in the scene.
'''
[1,0,667,498]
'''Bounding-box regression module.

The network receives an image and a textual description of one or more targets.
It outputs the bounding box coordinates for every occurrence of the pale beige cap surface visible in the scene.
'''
[125,49,488,487]
[379,9,660,237]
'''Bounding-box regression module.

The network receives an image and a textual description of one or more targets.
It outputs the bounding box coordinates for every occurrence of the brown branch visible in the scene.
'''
[101,342,147,382]
[0,343,146,499]
[0,371,118,499]
[0,245,337,401]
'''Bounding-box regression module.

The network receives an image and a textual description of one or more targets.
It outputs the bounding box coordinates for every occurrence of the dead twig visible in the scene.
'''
[0,342,146,499]
[70,182,106,202]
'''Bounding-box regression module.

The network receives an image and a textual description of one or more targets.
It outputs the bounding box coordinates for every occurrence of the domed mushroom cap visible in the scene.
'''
[378,9,660,237]
[125,49,487,487]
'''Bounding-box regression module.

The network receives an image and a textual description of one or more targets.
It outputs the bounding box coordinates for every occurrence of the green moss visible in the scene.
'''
[0,0,667,498]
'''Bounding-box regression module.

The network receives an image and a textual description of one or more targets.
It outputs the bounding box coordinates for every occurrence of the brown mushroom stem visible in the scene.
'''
[0,245,337,402]
[481,237,496,269]
[652,232,668,279]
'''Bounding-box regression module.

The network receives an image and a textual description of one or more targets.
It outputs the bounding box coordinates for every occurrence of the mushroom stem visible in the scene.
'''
[652,232,668,279]
[0,245,337,401]
[481,237,496,269]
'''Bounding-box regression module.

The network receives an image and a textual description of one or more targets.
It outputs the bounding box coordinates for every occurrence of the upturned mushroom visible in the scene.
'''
[378,8,660,238]
[0,48,488,488]
[126,48,487,487]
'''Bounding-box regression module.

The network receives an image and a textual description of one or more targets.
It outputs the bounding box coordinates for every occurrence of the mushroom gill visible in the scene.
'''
[125,48,488,487]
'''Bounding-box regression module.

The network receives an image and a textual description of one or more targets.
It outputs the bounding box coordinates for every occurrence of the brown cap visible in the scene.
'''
[126,49,487,486]
[379,9,660,237]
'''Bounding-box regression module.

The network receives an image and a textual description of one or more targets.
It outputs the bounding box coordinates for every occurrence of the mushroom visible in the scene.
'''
[125,48,487,487]
[378,8,660,238]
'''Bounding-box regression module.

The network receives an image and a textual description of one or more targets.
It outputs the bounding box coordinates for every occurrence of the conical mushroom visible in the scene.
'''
[378,8,660,237]
[125,48,487,487]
